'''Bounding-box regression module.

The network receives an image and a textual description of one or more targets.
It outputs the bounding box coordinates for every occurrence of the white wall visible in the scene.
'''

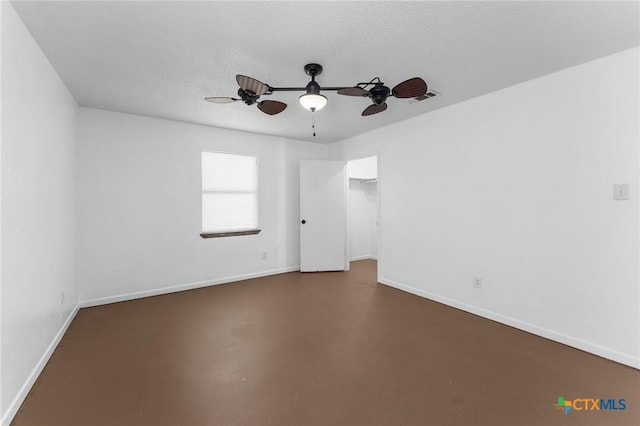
[77,108,328,303]
[347,156,377,180]
[1,2,79,421]
[331,48,640,368]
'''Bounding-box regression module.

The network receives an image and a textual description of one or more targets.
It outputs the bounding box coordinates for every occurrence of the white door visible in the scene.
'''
[300,160,347,272]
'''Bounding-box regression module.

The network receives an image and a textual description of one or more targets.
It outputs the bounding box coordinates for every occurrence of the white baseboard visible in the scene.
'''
[350,255,377,261]
[379,277,640,370]
[79,266,300,308]
[1,305,80,426]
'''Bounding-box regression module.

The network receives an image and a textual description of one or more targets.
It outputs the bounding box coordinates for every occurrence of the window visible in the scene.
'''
[201,152,259,238]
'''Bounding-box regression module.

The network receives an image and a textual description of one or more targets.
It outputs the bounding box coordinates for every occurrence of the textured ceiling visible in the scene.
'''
[11,1,639,143]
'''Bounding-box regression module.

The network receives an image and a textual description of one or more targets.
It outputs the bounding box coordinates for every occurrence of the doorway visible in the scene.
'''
[346,156,378,273]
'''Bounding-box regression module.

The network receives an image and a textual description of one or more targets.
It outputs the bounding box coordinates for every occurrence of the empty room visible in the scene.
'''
[1,1,639,425]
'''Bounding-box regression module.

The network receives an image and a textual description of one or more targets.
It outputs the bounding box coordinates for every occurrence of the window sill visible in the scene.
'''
[200,229,261,239]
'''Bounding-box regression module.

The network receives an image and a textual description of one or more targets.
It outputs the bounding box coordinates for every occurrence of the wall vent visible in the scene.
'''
[416,91,438,100]
[409,90,439,104]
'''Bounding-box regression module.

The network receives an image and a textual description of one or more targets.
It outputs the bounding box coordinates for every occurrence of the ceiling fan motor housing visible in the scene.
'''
[305,80,322,96]
[370,84,390,105]
[238,88,259,105]
[303,63,323,96]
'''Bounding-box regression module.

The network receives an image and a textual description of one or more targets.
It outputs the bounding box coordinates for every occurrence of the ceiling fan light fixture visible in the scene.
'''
[299,78,327,112]
[299,93,327,112]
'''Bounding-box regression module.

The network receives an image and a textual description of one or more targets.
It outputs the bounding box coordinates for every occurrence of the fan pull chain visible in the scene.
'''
[312,112,316,137]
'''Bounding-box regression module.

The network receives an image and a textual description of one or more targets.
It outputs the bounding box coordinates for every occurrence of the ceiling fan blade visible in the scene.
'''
[204,97,238,104]
[338,87,370,97]
[257,100,287,115]
[391,77,427,98]
[362,103,388,116]
[236,75,270,96]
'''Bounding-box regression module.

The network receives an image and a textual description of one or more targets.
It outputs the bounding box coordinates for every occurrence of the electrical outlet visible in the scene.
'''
[613,184,630,200]
[472,276,482,289]
[60,290,65,304]
[261,251,268,260]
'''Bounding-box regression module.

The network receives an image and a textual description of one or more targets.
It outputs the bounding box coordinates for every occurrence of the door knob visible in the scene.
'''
[301,220,306,224]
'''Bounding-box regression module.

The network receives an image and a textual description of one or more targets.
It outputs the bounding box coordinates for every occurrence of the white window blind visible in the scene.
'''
[202,152,258,233]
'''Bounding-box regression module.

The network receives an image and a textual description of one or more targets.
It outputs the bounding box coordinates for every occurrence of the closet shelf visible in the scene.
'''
[349,177,377,183]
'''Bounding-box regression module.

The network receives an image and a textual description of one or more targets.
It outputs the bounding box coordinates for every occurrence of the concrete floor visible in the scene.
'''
[12,260,639,425]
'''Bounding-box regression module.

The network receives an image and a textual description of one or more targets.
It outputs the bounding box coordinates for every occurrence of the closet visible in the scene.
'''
[346,156,378,262]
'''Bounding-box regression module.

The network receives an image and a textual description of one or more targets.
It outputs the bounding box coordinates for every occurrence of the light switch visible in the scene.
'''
[613,184,630,200]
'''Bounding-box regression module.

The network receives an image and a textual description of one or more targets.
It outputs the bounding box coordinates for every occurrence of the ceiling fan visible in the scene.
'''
[205,63,429,117]
[337,77,428,116]
[204,75,288,115]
